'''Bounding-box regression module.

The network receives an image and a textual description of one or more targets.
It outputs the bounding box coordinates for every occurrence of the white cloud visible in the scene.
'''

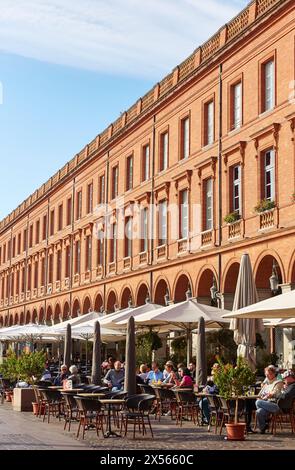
[0,0,247,79]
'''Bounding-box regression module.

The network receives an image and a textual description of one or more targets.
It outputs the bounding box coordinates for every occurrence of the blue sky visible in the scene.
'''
[0,0,247,220]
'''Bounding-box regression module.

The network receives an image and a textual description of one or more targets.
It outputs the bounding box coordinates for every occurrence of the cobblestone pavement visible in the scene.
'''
[0,402,294,450]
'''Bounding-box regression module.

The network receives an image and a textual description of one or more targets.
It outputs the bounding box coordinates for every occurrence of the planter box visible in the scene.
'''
[13,388,35,412]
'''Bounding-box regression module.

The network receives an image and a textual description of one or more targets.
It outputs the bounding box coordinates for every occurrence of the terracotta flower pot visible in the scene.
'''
[32,402,38,415]
[225,423,246,440]
[5,391,13,402]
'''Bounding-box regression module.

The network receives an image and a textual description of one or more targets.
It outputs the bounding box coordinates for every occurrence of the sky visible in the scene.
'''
[0,0,248,220]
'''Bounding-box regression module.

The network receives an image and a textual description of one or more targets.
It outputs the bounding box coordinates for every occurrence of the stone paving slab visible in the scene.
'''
[0,402,295,450]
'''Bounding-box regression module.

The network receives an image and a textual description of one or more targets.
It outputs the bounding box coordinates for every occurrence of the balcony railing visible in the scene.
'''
[96,266,103,278]
[26,291,31,300]
[228,220,242,240]
[201,230,213,247]
[177,238,189,254]
[84,271,91,282]
[157,244,167,259]
[20,293,25,302]
[259,209,275,230]
[73,274,80,285]
[64,278,70,289]
[32,288,37,298]
[108,262,116,274]
[55,280,61,291]
[123,257,131,270]
[139,251,148,265]
[40,286,45,296]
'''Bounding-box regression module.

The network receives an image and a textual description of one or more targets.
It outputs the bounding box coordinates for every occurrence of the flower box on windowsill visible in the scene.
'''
[177,238,189,254]
[157,244,167,259]
[224,212,241,225]
[139,251,148,265]
[254,199,276,213]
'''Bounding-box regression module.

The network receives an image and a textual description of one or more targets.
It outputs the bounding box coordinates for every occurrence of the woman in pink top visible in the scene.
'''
[174,367,193,388]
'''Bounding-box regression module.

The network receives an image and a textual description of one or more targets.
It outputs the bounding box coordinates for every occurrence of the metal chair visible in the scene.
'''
[120,394,155,439]
[61,392,79,431]
[174,390,200,427]
[74,396,104,439]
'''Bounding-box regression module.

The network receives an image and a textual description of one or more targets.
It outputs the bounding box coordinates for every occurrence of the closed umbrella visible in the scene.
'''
[64,324,72,369]
[196,316,206,387]
[91,321,101,385]
[124,316,136,396]
[230,253,264,370]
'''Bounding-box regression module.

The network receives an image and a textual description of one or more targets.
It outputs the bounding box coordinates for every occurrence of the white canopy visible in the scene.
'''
[51,311,101,331]
[222,289,295,319]
[70,324,125,343]
[117,298,230,330]
[97,303,162,329]
[0,323,59,342]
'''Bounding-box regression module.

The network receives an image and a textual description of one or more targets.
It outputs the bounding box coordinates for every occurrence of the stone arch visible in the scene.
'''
[154,277,171,306]
[9,314,13,326]
[94,292,103,313]
[39,307,45,324]
[173,272,193,302]
[136,283,149,306]
[46,305,53,324]
[25,310,31,324]
[82,296,92,315]
[255,253,283,299]
[120,286,133,309]
[32,309,38,324]
[63,301,70,320]
[14,312,19,325]
[223,261,240,310]
[20,311,25,325]
[72,298,81,318]
[289,250,295,285]
[4,315,8,327]
[106,290,118,314]
[196,267,218,306]
[0,316,3,327]
[54,303,61,324]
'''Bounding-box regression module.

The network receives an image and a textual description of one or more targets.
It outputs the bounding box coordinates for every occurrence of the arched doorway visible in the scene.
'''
[32,309,38,324]
[63,302,70,321]
[120,287,133,309]
[46,306,53,325]
[20,311,24,325]
[154,279,170,306]
[106,291,117,313]
[94,293,103,313]
[197,268,217,306]
[82,296,91,315]
[72,299,81,318]
[25,310,31,324]
[54,304,61,324]
[0,316,3,327]
[9,314,13,326]
[223,262,240,310]
[174,274,191,303]
[39,307,45,324]
[136,283,149,306]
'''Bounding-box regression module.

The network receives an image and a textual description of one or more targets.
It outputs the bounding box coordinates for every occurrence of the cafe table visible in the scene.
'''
[76,393,106,398]
[98,399,125,438]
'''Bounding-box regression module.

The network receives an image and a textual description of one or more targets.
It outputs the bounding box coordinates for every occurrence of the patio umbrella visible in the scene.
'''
[118,298,230,365]
[91,321,101,385]
[124,316,136,396]
[223,289,295,319]
[52,310,101,332]
[196,316,206,387]
[64,324,72,369]
[230,253,264,370]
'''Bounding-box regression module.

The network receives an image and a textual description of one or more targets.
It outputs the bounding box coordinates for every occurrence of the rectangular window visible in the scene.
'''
[41,257,46,286]
[76,191,82,220]
[56,250,62,281]
[126,156,133,191]
[27,264,32,291]
[29,225,33,248]
[35,220,40,245]
[50,210,55,236]
[75,240,81,274]
[43,214,47,241]
[85,235,92,271]
[99,175,105,204]
[263,59,275,112]
[65,245,71,279]
[11,272,14,298]
[16,270,20,296]
[124,217,132,258]
[17,234,21,255]
[140,208,148,253]
[58,204,63,231]
[87,183,93,214]
[204,179,213,231]
[34,261,39,289]
[97,233,104,266]
[67,197,72,226]
[232,165,241,214]
[12,237,16,258]
[158,200,167,246]
[231,82,242,130]
[264,149,275,201]
[180,117,190,160]
[7,240,11,261]
[23,229,27,252]
[112,166,118,199]
[160,132,168,171]
[179,189,189,239]
[48,254,53,284]
[3,243,6,263]
[142,145,150,182]
[21,267,25,293]
[110,223,117,263]
[205,101,214,146]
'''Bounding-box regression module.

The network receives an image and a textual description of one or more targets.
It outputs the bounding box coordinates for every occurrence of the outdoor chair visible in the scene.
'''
[61,392,79,431]
[0,378,14,404]
[154,387,177,421]
[138,384,156,396]
[174,390,200,427]
[218,397,245,435]
[74,396,104,439]
[40,389,64,423]
[120,394,155,439]
[270,399,295,435]
[207,394,222,433]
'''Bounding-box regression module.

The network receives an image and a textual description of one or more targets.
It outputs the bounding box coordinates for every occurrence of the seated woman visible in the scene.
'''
[67,365,81,386]
[173,367,194,388]
[198,377,218,425]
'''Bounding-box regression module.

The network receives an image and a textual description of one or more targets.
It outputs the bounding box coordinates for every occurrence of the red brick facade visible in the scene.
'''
[0,0,295,346]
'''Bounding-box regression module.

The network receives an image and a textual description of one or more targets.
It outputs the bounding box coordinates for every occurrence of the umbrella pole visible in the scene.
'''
[186,330,191,366]
[86,338,88,375]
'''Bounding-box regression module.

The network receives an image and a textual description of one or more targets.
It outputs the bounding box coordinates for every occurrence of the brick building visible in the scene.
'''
[0,0,295,361]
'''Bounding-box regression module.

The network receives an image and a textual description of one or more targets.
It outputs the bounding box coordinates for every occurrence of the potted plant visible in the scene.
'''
[224,212,240,224]
[254,199,276,213]
[0,350,18,402]
[13,351,46,412]
[213,356,256,440]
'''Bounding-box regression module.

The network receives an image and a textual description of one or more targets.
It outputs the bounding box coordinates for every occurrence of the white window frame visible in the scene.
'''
[205,179,213,231]
[232,165,241,214]
[182,118,190,159]
[158,200,167,246]
[207,101,214,145]
[264,60,275,112]
[233,83,242,129]
[264,149,275,201]
[179,189,188,239]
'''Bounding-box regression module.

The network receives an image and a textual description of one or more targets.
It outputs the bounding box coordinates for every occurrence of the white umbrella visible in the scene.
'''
[222,289,295,319]
[117,298,230,365]
[52,310,101,331]
[0,323,59,342]
[70,324,125,343]
[93,303,162,329]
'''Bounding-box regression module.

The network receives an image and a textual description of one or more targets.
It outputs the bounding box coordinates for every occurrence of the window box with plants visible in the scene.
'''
[254,199,276,213]
[224,212,241,225]
[213,357,256,440]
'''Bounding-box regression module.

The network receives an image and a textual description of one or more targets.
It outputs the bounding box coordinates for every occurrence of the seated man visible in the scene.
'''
[198,377,218,425]
[146,361,163,384]
[40,363,52,382]
[255,364,283,433]
[104,360,125,391]
[277,369,295,412]
[53,364,69,386]
[163,362,176,384]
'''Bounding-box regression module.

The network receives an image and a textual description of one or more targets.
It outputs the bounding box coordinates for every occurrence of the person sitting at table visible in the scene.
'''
[188,362,196,380]
[53,364,69,386]
[173,367,193,388]
[277,369,295,412]
[163,363,177,385]
[163,361,174,381]
[104,360,125,391]
[138,364,149,382]
[67,365,82,386]
[40,362,52,382]
[198,376,218,424]
[255,364,284,433]
[146,361,163,384]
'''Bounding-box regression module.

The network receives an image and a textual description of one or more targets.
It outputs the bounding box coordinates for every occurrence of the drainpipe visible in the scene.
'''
[150,114,156,302]
[69,178,76,317]
[217,63,223,307]
[104,152,110,310]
